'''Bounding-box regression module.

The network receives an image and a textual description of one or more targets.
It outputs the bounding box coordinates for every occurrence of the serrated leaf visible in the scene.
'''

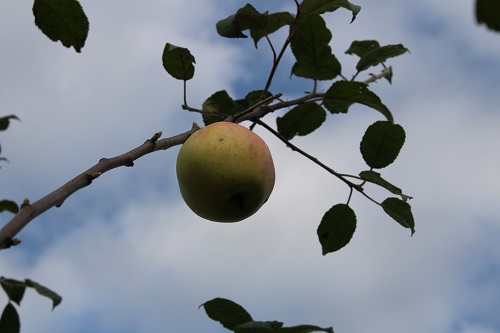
[323,81,393,121]
[345,40,380,57]
[359,171,412,202]
[162,43,195,81]
[201,298,253,331]
[25,279,62,310]
[0,200,19,214]
[276,103,326,140]
[0,278,26,306]
[0,303,20,333]
[356,44,409,72]
[216,14,248,38]
[300,0,361,24]
[202,90,240,125]
[291,14,341,80]
[0,115,20,131]
[360,121,405,169]
[381,198,415,235]
[317,204,356,255]
[32,0,89,53]
[235,320,283,333]
[281,324,334,333]
[236,4,269,32]
[476,0,500,32]
[250,12,295,48]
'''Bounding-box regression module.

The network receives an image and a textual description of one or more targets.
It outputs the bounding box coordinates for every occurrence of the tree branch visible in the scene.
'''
[0,124,200,250]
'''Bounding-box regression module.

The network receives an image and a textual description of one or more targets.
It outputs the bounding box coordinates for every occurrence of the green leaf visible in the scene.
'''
[360,121,405,169]
[202,90,240,125]
[250,12,295,48]
[323,81,393,121]
[0,303,20,333]
[359,171,412,202]
[356,44,409,72]
[201,298,253,331]
[381,197,415,235]
[234,90,273,111]
[235,321,283,333]
[317,204,356,255]
[291,14,341,80]
[0,115,20,131]
[25,279,62,310]
[345,40,380,57]
[276,103,326,140]
[476,0,500,32]
[300,0,361,24]
[0,278,26,306]
[0,200,19,214]
[280,324,335,333]
[216,14,248,38]
[162,43,196,81]
[32,0,89,53]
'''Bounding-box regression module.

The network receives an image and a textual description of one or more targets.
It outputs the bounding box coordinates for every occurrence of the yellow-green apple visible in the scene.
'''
[176,121,275,222]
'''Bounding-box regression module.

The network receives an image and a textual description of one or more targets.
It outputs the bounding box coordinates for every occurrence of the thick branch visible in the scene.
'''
[0,124,200,250]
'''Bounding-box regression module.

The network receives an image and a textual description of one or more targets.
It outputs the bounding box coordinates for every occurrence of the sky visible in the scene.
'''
[1,1,500,333]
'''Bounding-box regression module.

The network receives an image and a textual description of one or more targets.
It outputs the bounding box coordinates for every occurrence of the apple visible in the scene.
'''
[176,121,275,222]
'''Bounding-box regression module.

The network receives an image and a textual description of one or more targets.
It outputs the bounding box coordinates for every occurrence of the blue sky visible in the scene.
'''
[1,1,500,333]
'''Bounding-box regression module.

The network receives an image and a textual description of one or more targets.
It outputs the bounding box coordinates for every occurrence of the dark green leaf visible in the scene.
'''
[317,204,356,255]
[162,43,196,81]
[476,0,500,32]
[381,198,415,235]
[0,278,26,306]
[202,90,240,125]
[360,121,405,169]
[356,44,409,72]
[281,324,334,333]
[359,171,412,202]
[323,81,393,121]
[250,12,295,48]
[201,298,253,331]
[236,4,268,32]
[216,14,248,38]
[0,303,20,333]
[345,40,380,57]
[25,279,62,310]
[0,115,20,131]
[0,200,19,214]
[276,103,326,140]
[300,0,361,24]
[291,14,341,80]
[234,90,273,111]
[32,0,89,53]
[235,321,283,333]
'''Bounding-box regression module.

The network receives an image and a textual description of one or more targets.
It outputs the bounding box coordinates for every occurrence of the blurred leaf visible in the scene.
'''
[345,40,380,57]
[250,12,295,48]
[323,81,393,121]
[291,14,341,80]
[281,324,334,333]
[0,115,20,131]
[235,321,283,333]
[0,278,26,306]
[359,170,412,202]
[360,121,405,169]
[202,90,240,125]
[234,90,273,110]
[162,43,195,80]
[0,200,19,214]
[201,298,253,331]
[276,103,326,140]
[476,0,500,32]
[356,44,409,72]
[0,303,20,333]
[300,0,361,24]
[32,0,89,53]
[317,204,356,255]
[25,279,62,310]
[381,198,415,235]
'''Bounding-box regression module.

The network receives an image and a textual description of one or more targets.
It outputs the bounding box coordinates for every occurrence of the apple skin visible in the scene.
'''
[176,121,275,222]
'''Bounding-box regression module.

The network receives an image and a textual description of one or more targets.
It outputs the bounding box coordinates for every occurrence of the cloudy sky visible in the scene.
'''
[1,1,499,333]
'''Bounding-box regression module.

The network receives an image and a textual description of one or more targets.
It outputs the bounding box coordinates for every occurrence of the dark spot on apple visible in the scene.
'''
[218,137,224,142]
[228,192,245,209]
